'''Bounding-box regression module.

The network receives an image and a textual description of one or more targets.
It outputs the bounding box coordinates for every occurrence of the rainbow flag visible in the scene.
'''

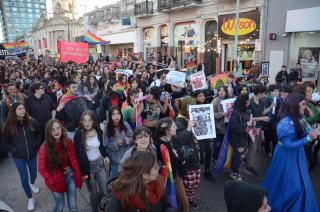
[84,31,110,44]
[15,41,29,49]
[2,43,16,50]
[209,72,228,91]
[2,42,30,52]
[160,144,177,211]
[214,125,233,175]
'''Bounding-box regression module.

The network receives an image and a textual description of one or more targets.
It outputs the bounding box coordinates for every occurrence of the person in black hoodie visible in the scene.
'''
[2,102,42,211]
[74,110,109,212]
[224,181,270,212]
[175,96,201,209]
[155,117,189,212]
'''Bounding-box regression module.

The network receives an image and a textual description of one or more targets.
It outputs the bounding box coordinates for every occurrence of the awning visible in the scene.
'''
[84,31,111,44]
[100,30,135,45]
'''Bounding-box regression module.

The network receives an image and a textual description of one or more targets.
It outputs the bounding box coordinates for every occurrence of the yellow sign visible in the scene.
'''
[221,17,257,36]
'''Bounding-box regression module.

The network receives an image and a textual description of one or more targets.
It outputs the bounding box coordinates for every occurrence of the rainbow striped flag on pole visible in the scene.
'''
[84,31,110,44]
[160,144,177,211]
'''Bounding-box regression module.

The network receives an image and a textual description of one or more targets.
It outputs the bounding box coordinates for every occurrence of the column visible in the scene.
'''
[168,22,175,57]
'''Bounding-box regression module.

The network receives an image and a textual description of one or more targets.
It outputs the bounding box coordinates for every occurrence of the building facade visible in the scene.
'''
[0,0,47,42]
[134,0,265,75]
[263,0,320,83]
[84,0,137,61]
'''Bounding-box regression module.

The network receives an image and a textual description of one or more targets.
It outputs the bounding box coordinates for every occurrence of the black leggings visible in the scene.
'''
[199,139,212,171]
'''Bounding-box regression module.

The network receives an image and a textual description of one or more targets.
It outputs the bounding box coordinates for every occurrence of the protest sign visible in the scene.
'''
[114,69,133,76]
[190,71,207,91]
[221,98,236,123]
[60,41,88,64]
[166,70,186,87]
[189,104,216,140]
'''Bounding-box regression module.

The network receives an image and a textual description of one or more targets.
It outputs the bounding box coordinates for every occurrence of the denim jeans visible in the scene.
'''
[86,158,108,212]
[13,155,37,199]
[110,163,119,180]
[52,169,78,212]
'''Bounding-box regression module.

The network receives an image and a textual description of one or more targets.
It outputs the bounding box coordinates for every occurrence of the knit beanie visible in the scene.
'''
[224,181,267,212]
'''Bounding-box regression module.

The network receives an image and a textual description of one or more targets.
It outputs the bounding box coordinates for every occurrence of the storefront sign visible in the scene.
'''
[218,10,260,39]
[60,41,88,64]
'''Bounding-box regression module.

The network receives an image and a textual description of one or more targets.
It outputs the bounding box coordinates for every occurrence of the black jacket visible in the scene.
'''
[275,70,288,84]
[156,137,183,178]
[57,97,93,132]
[25,94,55,129]
[175,117,201,171]
[103,192,173,212]
[74,128,108,177]
[228,109,250,149]
[3,119,41,160]
[98,92,123,122]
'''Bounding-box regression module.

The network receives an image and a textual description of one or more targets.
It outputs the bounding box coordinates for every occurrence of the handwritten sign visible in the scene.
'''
[60,41,88,64]
[166,70,186,87]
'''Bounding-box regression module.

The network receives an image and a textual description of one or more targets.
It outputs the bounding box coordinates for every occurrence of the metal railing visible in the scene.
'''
[134,1,154,16]
[158,0,201,10]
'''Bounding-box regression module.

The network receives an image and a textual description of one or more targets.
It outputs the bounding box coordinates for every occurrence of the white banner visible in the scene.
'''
[115,69,133,76]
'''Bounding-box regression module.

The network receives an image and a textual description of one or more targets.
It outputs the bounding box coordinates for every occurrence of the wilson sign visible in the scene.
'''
[218,10,260,39]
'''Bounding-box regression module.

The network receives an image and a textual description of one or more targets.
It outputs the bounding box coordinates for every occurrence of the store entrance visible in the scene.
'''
[225,44,255,74]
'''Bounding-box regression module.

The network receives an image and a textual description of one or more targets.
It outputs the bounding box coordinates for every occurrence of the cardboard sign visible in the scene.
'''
[60,41,89,64]
[190,71,208,91]
[166,70,186,87]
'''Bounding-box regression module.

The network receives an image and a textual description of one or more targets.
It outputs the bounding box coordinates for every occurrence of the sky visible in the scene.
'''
[0,0,119,42]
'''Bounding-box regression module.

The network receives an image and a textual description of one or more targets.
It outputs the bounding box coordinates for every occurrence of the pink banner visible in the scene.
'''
[60,41,88,64]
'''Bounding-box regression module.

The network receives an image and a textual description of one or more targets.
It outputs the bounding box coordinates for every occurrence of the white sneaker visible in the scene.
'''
[28,198,35,211]
[30,184,39,193]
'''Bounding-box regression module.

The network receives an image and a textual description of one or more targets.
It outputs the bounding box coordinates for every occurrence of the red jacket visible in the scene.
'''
[38,139,82,193]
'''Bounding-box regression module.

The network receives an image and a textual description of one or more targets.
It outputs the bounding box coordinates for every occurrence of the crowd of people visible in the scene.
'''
[0,57,319,212]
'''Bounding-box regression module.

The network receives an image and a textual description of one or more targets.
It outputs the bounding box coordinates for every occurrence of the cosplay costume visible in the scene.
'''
[261,117,319,212]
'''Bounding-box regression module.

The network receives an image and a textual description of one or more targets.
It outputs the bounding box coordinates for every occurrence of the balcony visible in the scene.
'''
[158,0,201,11]
[134,1,154,17]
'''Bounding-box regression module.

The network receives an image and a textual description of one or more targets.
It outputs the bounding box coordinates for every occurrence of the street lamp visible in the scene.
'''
[233,0,240,74]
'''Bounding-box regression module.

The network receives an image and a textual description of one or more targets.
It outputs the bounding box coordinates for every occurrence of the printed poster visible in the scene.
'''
[190,71,208,91]
[189,104,216,140]
[298,47,320,80]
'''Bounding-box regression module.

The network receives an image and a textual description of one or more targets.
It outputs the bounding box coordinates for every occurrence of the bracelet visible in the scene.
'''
[305,135,312,143]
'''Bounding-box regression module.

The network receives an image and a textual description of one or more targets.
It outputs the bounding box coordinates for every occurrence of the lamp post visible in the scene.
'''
[233,0,240,74]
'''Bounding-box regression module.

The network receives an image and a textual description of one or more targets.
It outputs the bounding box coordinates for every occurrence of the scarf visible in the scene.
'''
[114,180,163,211]
[59,93,76,105]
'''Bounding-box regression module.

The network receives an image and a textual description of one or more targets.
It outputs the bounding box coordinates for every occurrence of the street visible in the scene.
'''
[1,149,319,212]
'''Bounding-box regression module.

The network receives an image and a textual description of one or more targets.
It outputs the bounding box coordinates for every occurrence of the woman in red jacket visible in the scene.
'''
[38,119,82,212]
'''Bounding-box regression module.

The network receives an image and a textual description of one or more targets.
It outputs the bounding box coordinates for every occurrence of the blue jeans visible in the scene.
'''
[87,158,108,212]
[52,169,78,212]
[13,155,38,199]
[110,164,119,180]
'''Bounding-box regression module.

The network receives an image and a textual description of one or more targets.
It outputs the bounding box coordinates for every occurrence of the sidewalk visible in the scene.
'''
[0,157,91,212]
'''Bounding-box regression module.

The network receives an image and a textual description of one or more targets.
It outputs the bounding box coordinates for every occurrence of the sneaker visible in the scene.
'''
[229,172,242,181]
[189,201,199,209]
[28,198,35,211]
[204,171,215,181]
[244,166,258,176]
[30,184,39,193]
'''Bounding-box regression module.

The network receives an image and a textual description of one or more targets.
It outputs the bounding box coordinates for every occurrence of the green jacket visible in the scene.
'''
[306,102,320,125]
